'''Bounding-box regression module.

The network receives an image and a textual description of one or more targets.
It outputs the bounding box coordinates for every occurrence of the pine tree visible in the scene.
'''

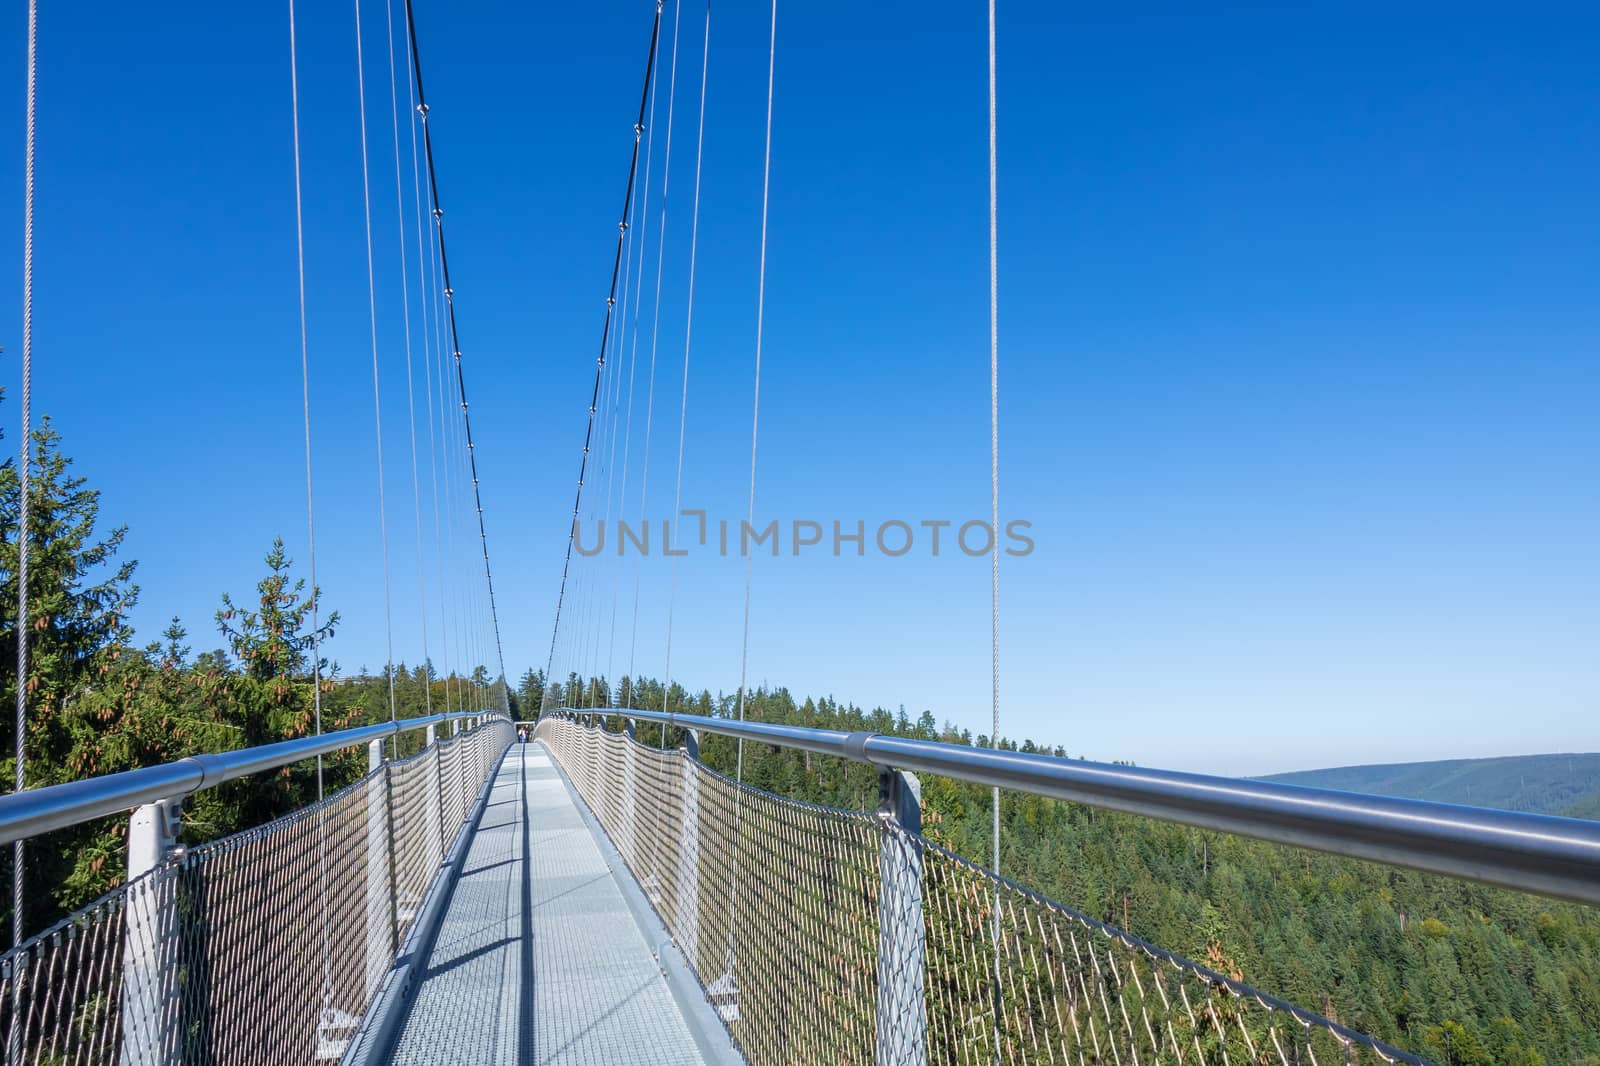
[0,418,140,931]
[0,418,139,783]
[210,539,343,828]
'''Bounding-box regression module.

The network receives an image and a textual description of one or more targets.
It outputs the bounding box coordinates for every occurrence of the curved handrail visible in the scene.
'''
[0,711,499,846]
[550,707,1600,908]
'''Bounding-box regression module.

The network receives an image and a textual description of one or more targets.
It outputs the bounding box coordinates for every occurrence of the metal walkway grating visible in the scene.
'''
[389,742,709,1065]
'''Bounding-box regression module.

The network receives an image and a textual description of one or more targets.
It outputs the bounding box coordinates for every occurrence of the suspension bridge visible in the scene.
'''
[4,0,1600,1064]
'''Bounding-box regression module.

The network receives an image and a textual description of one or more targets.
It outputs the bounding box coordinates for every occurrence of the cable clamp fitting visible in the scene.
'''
[844,731,881,764]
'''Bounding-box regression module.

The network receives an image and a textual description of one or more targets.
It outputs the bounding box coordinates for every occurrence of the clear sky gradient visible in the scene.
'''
[2,3,1596,775]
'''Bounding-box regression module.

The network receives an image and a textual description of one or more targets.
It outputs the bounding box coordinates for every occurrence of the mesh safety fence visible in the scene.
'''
[537,716,1430,1066]
[0,716,513,1065]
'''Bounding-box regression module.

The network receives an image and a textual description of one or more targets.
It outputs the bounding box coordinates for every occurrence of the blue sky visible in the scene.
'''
[2,2,1597,776]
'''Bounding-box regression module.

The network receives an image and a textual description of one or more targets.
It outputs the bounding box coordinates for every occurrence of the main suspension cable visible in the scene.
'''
[541,2,665,713]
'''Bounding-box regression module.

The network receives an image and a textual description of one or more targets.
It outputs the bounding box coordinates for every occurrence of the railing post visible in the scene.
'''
[426,723,444,863]
[621,720,639,864]
[677,729,701,969]
[120,798,182,1066]
[365,739,390,1002]
[875,767,926,1066]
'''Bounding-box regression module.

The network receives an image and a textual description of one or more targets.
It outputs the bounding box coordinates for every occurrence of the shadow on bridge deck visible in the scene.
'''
[386,743,725,1065]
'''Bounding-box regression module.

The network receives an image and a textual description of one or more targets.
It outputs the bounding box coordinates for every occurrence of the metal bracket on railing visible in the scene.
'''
[878,767,921,835]
[875,767,926,1066]
[625,718,637,741]
[844,731,879,764]
[127,797,183,879]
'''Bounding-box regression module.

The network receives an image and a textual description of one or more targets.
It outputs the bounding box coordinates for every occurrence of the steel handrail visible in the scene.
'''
[0,710,499,846]
[550,706,1600,908]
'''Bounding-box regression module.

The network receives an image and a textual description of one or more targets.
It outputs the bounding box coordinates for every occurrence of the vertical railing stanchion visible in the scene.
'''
[426,723,444,863]
[120,797,182,1066]
[875,767,926,1066]
[364,739,390,1002]
[678,729,701,970]
[622,719,638,865]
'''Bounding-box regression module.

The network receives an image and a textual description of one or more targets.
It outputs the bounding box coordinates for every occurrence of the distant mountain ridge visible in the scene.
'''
[1263,752,1600,819]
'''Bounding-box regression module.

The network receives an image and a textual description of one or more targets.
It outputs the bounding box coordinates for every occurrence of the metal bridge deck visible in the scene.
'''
[389,742,710,1065]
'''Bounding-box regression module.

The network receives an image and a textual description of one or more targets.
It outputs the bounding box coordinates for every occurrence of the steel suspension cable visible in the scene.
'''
[612,13,666,713]
[566,44,650,716]
[586,72,650,714]
[384,0,431,716]
[11,0,38,1034]
[601,207,640,704]
[605,40,678,887]
[567,338,600,707]
[541,3,665,713]
[435,308,464,708]
[734,0,777,786]
[415,151,455,714]
[456,304,491,709]
[413,99,454,712]
[602,180,646,698]
[584,308,626,703]
[659,0,711,720]
[987,0,1002,1058]
[285,0,334,1013]
[356,0,407,934]
[630,0,687,728]
[577,311,623,707]
[436,349,469,705]
[717,0,777,988]
[354,0,400,736]
[403,0,510,694]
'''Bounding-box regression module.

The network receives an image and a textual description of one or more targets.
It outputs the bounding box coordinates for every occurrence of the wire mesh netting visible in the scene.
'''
[0,717,513,1065]
[537,716,1431,1066]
